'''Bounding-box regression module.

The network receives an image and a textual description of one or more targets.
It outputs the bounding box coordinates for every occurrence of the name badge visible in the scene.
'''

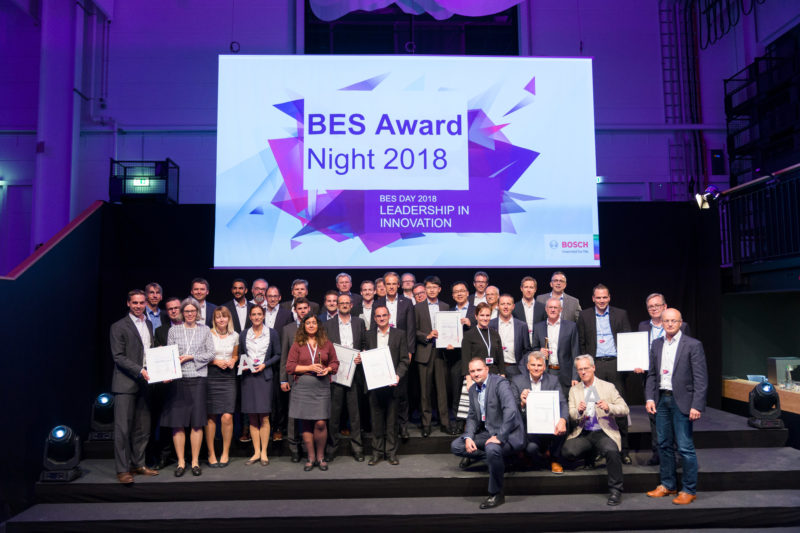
[481,413,486,422]
[599,339,605,344]
[485,357,494,365]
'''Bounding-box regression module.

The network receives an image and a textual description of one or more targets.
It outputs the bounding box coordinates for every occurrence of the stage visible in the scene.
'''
[8,407,800,532]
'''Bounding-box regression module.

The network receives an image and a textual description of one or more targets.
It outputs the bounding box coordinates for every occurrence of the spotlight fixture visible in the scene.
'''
[89,393,115,441]
[41,425,82,482]
[747,381,784,429]
[695,185,720,209]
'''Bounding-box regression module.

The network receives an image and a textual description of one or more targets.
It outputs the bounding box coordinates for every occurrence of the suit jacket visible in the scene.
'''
[567,377,629,451]
[512,300,546,330]
[338,291,362,309]
[509,371,568,424]
[154,321,176,348]
[324,315,368,351]
[645,333,708,415]
[531,319,579,387]
[415,300,450,364]
[267,306,294,334]
[638,319,691,344]
[536,292,582,323]
[451,302,477,329]
[222,299,254,333]
[373,295,416,354]
[462,373,525,451]
[460,326,505,376]
[238,327,281,381]
[577,306,632,357]
[352,301,377,330]
[318,311,338,323]
[200,301,217,328]
[110,315,154,394]
[280,299,321,317]
[279,321,300,383]
[489,317,532,368]
[365,327,410,383]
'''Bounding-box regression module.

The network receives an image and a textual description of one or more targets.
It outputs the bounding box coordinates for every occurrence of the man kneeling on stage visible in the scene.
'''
[562,355,629,506]
[510,351,568,473]
[451,357,524,509]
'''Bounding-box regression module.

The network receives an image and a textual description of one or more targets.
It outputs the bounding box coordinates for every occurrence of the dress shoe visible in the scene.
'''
[399,427,410,440]
[131,466,158,476]
[622,454,632,465]
[448,424,459,436]
[368,455,381,466]
[207,461,219,468]
[272,430,283,442]
[550,461,564,474]
[174,466,186,477]
[439,424,450,434]
[191,465,202,476]
[218,461,229,468]
[672,492,697,505]
[459,457,473,469]
[260,459,270,466]
[479,493,505,509]
[388,456,399,465]
[647,485,677,498]
[291,451,301,463]
[318,461,329,471]
[353,452,365,462]
[421,426,431,438]
[117,472,134,484]
[647,454,660,466]
[455,421,465,434]
[245,458,259,466]
[303,462,314,472]
[607,490,622,506]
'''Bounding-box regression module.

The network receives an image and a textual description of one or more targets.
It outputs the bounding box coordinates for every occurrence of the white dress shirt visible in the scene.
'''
[234,300,248,330]
[264,305,279,329]
[377,327,390,348]
[338,316,354,348]
[546,319,561,367]
[659,331,682,391]
[497,317,516,364]
[385,297,399,327]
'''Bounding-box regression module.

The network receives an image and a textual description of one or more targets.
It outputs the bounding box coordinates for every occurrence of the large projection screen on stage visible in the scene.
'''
[214,55,599,268]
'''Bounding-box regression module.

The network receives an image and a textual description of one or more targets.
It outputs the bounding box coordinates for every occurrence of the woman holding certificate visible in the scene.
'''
[461,302,505,388]
[286,314,339,472]
[239,305,281,466]
[205,306,238,468]
[162,298,215,477]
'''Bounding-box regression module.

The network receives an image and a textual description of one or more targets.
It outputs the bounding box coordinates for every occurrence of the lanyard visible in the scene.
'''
[182,325,197,355]
[478,328,492,355]
[308,343,319,365]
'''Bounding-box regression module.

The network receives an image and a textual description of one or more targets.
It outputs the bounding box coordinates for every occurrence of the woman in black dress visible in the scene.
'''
[461,302,505,389]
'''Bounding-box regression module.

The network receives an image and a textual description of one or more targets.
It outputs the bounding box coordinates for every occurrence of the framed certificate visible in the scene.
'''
[526,390,560,434]
[332,344,359,388]
[616,331,650,371]
[145,345,182,383]
[434,311,463,348]
[361,346,397,390]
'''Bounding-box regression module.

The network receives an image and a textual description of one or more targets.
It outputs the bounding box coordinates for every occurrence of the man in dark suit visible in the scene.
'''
[222,278,253,333]
[577,284,633,463]
[636,293,692,465]
[352,279,377,330]
[280,279,320,319]
[318,290,339,323]
[450,357,525,509]
[467,270,489,307]
[645,308,707,505]
[447,281,476,433]
[414,276,452,436]
[278,297,312,462]
[110,290,158,483]
[532,297,579,395]
[367,305,409,465]
[490,294,531,378]
[264,285,293,333]
[535,271,582,323]
[264,285,293,442]
[325,294,368,461]
[150,296,182,468]
[373,272,416,438]
[513,276,546,343]
[190,277,216,327]
[510,351,568,474]
[336,272,362,309]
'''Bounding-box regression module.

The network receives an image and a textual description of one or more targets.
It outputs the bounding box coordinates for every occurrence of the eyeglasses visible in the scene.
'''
[647,304,665,310]
[551,279,566,283]
[183,310,197,314]
[663,319,682,324]
[375,313,389,318]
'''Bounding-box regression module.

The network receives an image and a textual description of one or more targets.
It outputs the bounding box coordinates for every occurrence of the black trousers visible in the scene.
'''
[594,357,629,454]
[328,374,364,455]
[114,388,151,474]
[418,355,449,428]
[369,386,399,458]
[562,429,623,492]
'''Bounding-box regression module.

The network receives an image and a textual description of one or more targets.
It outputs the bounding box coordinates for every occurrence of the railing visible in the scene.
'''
[719,164,800,267]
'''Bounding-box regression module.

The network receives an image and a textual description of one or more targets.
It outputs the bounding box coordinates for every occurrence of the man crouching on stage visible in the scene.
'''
[450,357,524,509]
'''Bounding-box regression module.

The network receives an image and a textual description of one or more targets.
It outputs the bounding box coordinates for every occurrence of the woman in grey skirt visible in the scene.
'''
[162,298,215,477]
[205,306,238,468]
[286,314,339,471]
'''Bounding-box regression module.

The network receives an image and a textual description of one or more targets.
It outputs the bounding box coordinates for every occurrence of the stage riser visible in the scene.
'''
[7,508,800,533]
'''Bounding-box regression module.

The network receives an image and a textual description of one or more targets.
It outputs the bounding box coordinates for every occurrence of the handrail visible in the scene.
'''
[0,200,105,281]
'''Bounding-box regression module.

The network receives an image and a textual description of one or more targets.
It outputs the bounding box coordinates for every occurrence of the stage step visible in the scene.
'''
[34,447,800,504]
[81,406,789,460]
[9,490,800,532]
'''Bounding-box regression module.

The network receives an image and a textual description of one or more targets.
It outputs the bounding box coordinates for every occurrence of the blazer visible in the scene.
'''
[645,333,708,415]
[467,293,488,307]
[365,327,410,383]
[238,327,281,381]
[280,299,320,317]
[577,306,632,357]
[638,319,691,344]
[318,311,338,323]
[531,319,580,387]
[338,291,362,309]
[352,301,376,330]
[110,315,154,394]
[154,321,176,348]
[324,315,368,351]
[567,377,629,451]
[286,340,340,382]
[460,326,505,376]
[489,316,532,368]
[451,302,477,329]
[267,306,294,335]
[415,300,450,364]
[512,300,546,330]
[200,301,217,328]
[222,299,254,333]
[536,292,582,323]
[462,373,525,451]
[279,321,299,383]
[373,295,416,354]
[509,371,568,423]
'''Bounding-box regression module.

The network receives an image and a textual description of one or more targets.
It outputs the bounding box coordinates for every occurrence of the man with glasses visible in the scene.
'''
[401,272,417,301]
[468,271,490,306]
[336,272,362,308]
[536,271,581,322]
[150,296,183,469]
[411,283,426,303]
[448,281,476,433]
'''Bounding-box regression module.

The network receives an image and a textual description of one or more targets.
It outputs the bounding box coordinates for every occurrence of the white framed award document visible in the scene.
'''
[526,390,560,434]
[434,311,463,348]
[145,345,182,383]
[360,346,397,390]
[616,331,650,371]
[332,344,359,387]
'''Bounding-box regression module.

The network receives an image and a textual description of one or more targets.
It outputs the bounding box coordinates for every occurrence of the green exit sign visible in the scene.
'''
[132,178,150,186]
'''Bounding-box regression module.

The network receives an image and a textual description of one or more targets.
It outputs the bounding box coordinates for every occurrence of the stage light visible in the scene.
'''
[748,381,784,429]
[695,185,720,209]
[41,425,82,482]
[89,393,115,440]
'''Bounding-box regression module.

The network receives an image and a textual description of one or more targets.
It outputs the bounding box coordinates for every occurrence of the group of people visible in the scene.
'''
[110,271,707,510]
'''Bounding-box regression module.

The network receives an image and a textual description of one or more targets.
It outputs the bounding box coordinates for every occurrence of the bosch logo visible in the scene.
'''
[549,240,559,249]
[562,241,589,248]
